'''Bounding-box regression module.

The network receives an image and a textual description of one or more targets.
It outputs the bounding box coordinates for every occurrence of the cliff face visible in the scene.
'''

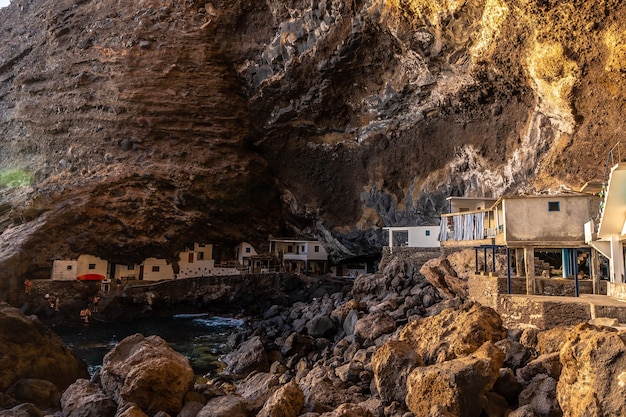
[1,0,624,299]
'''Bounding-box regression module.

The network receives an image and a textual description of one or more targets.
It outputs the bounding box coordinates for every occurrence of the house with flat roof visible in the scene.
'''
[440,192,601,295]
[269,238,328,275]
[383,225,440,253]
[51,254,108,281]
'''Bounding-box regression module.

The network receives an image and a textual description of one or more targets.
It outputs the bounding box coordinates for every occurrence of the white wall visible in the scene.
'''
[115,263,139,281]
[51,260,78,280]
[142,258,174,281]
[76,255,108,280]
[503,195,598,245]
[178,243,215,278]
[385,226,440,248]
[236,242,258,265]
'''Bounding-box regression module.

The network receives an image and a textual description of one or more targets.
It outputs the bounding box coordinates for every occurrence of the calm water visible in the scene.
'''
[51,314,244,375]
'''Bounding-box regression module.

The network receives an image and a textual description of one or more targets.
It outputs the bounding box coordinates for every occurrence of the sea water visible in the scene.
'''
[52,314,244,375]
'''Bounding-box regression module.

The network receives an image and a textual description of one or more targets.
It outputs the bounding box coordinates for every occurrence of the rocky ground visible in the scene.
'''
[3,251,626,417]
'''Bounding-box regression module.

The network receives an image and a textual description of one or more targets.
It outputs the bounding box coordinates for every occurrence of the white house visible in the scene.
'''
[235,242,257,268]
[51,254,108,281]
[114,263,139,281]
[383,225,440,252]
[440,193,600,295]
[177,243,216,278]
[270,238,328,275]
[51,260,78,280]
[141,257,175,281]
[585,162,626,300]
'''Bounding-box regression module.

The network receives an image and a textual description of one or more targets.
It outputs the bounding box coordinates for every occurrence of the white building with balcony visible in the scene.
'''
[269,238,328,275]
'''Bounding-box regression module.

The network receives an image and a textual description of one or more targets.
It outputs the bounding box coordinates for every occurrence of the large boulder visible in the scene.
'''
[353,312,396,342]
[319,403,374,417]
[405,342,505,417]
[196,394,248,417]
[60,378,117,417]
[518,375,561,417]
[0,302,89,391]
[257,381,304,417]
[306,314,336,339]
[235,372,280,412]
[399,302,506,365]
[99,334,194,416]
[6,379,61,410]
[419,257,468,299]
[371,340,423,404]
[222,336,270,376]
[557,323,626,416]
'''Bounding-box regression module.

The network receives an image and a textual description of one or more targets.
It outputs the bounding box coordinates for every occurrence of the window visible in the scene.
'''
[301,245,305,252]
[314,245,320,253]
[245,247,251,253]
[152,266,160,272]
[548,201,560,212]
[188,253,194,263]
[287,245,293,253]
[425,230,431,236]
[128,264,135,270]
[66,265,73,270]
[88,264,96,270]
[197,252,204,260]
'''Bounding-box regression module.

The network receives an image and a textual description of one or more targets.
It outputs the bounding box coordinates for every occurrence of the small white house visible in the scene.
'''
[141,258,175,281]
[51,254,108,281]
[177,243,216,278]
[235,242,257,267]
[115,263,139,281]
[51,260,78,280]
[270,238,328,275]
[383,225,440,251]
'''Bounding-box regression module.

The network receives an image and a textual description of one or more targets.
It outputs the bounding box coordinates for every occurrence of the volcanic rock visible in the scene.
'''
[0,302,88,392]
[257,381,304,417]
[399,302,506,365]
[196,394,248,417]
[99,334,194,416]
[371,340,423,404]
[353,312,396,342]
[223,335,270,376]
[405,342,505,417]
[557,323,626,417]
[60,379,117,417]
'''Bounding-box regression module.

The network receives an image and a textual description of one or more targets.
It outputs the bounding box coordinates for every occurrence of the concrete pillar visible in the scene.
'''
[524,246,535,295]
[610,234,625,284]
[515,249,525,277]
[388,229,394,254]
[591,249,601,295]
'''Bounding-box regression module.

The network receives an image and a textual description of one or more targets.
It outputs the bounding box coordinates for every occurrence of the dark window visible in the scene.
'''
[197,252,204,260]
[245,247,251,253]
[67,265,73,270]
[128,264,135,270]
[548,201,560,212]
[88,264,96,270]
[287,245,293,253]
[314,245,320,252]
[188,253,194,263]
[425,230,431,236]
[152,266,160,272]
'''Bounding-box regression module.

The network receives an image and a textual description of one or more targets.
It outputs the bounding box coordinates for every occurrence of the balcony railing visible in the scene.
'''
[439,210,501,242]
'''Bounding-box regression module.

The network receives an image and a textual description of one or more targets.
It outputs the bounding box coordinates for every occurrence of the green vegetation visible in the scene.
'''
[0,168,33,188]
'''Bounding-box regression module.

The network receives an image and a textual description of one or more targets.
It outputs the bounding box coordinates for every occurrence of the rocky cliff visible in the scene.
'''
[1,0,624,299]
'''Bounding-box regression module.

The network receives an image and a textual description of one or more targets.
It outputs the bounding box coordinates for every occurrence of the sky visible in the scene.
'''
[0,0,9,8]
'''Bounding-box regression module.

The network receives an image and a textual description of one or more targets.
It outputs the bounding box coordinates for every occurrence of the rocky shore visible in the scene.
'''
[2,251,626,416]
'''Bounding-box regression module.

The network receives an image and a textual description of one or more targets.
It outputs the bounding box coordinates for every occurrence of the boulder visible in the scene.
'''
[178,401,205,417]
[557,323,626,416]
[257,381,304,417]
[319,403,374,417]
[235,371,280,412]
[281,332,315,357]
[222,335,270,376]
[371,340,423,404]
[492,368,523,406]
[117,404,149,417]
[0,403,45,417]
[343,310,360,336]
[299,365,366,412]
[196,394,248,417]
[99,334,194,416]
[335,361,364,384]
[405,342,505,417]
[399,302,506,365]
[495,339,533,370]
[516,353,561,384]
[330,300,365,324]
[60,379,117,417]
[508,405,537,417]
[536,326,571,355]
[419,257,467,299]
[306,314,336,338]
[353,312,396,341]
[6,378,60,410]
[518,375,560,417]
[0,302,89,391]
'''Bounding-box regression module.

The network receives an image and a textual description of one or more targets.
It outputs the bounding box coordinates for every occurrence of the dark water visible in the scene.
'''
[51,314,244,375]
